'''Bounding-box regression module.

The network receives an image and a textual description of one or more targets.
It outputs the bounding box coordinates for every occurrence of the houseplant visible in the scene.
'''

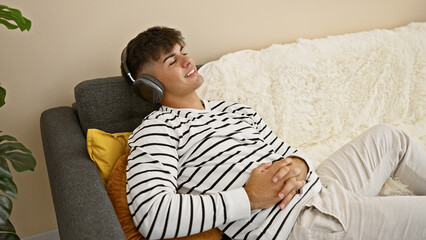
[0,5,31,31]
[0,4,36,240]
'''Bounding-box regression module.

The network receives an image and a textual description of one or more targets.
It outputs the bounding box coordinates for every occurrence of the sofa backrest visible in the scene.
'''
[74,76,159,135]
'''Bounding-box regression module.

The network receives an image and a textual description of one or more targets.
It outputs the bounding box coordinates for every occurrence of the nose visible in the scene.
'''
[179,54,192,68]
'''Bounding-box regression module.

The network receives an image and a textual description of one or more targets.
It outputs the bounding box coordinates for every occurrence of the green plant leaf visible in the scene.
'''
[0,4,31,32]
[0,218,18,240]
[0,195,12,221]
[0,142,32,155]
[2,152,35,172]
[0,6,28,30]
[0,135,17,144]
[1,8,29,31]
[0,218,16,233]
[0,134,36,172]
[0,87,5,108]
[0,233,19,240]
[0,178,16,199]
[0,158,12,180]
[0,19,18,30]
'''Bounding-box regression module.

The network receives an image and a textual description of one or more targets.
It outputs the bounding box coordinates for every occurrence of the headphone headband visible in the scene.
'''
[121,47,135,83]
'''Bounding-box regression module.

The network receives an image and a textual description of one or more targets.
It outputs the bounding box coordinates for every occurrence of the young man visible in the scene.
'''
[122,26,426,240]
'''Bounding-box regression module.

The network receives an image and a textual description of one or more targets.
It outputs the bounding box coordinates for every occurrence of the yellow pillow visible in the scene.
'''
[86,129,132,186]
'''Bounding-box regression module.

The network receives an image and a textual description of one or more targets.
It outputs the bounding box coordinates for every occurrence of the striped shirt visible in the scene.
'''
[126,100,321,240]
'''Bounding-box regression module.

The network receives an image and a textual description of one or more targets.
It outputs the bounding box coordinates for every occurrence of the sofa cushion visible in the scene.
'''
[74,76,159,135]
[87,128,132,186]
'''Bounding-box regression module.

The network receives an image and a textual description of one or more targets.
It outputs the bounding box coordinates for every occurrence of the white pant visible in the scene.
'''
[289,124,426,240]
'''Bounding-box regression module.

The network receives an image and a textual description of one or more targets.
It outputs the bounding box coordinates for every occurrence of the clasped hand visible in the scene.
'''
[244,157,308,210]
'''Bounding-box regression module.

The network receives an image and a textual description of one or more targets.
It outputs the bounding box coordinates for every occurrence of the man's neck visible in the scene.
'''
[161,93,205,110]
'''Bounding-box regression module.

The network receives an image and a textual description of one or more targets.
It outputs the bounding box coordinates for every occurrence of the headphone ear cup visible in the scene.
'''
[133,74,164,104]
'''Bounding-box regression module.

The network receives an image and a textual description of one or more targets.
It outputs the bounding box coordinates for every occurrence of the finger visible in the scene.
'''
[278,167,302,183]
[270,158,293,171]
[271,158,296,182]
[292,179,306,193]
[261,161,274,172]
[272,166,290,183]
[255,162,272,173]
[279,190,297,209]
[278,178,305,199]
[279,179,306,209]
[279,158,293,166]
[278,177,297,198]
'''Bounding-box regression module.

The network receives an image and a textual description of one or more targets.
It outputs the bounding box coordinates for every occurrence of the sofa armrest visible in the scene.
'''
[40,107,126,240]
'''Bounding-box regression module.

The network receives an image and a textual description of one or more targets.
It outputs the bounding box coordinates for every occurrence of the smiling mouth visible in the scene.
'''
[185,69,195,78]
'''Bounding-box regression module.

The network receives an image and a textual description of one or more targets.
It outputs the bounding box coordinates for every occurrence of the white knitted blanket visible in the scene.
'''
[197,22,426,195]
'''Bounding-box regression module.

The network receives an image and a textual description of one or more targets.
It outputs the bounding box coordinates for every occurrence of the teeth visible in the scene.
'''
[185,69,195,77]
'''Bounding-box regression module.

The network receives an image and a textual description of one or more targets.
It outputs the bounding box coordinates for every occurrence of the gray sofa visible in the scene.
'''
[40,76,159,240]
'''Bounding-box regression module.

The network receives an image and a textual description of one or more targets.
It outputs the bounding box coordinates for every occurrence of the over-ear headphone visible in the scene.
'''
[121,47,164,104]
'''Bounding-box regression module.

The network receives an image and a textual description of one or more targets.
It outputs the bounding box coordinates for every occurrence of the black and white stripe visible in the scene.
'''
[126,100,321,239]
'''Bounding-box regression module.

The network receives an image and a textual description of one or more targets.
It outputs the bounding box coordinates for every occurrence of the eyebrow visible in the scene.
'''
[162,46,184,63]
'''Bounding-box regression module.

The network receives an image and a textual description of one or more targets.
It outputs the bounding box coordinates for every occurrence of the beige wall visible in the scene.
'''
[0,0,425,237]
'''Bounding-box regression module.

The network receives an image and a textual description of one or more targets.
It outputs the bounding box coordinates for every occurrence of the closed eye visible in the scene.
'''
[169,52,188,66]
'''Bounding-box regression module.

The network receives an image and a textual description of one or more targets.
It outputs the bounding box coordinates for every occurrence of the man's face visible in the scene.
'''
[142,44,204,101]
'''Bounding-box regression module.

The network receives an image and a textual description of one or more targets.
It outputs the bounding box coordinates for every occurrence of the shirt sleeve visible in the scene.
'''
[249,108,316,175]
[126,118,251,240]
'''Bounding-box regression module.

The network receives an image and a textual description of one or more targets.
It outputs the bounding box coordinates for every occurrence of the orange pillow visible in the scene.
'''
[106,153,223,240]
